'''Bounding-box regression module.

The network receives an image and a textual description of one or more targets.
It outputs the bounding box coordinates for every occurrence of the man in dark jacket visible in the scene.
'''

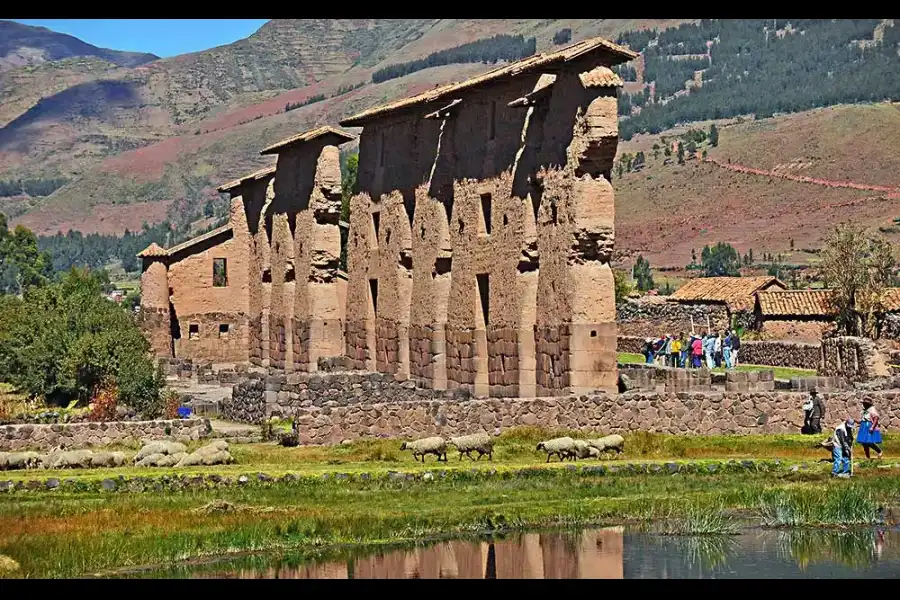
[809,390,826,434]
[832,418,855,478]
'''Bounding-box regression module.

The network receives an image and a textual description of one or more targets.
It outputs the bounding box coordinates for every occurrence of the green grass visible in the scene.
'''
[1,464,899,578]
[617,352,816,380]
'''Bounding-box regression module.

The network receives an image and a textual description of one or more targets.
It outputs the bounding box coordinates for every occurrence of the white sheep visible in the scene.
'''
[572,439,602,460]
[448,433,494,461]
[586,434,625,459]
[536,437,577,463]
[400,436,448,462]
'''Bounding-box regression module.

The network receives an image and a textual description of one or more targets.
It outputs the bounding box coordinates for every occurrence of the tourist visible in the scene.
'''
[679,332,689,368]
[714,331,723,368]
[643,338,655,365]
[723,330,734,369]
[669,334,681,368]
[659,335,672,368]
[856,399,883,460]
[691,334,704,368]
[801,395,815,434]
[703,332,716,370]
[831,418,855,479]
[809,389,826,434]
[731,330,741,366]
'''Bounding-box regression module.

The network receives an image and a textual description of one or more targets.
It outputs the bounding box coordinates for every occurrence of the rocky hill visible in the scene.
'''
[1,18,897,268]
[0,20,158,71]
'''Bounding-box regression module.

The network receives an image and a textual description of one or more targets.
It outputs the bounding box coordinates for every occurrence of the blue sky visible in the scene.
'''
[13,19,270,58]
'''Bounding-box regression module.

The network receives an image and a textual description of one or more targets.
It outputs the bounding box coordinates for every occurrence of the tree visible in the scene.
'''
[820,223,895,338]
[652,143,661,160]
[789,238,795,250]
[0,268,165,412]
[709,123,719,147]
[340,151,359,271]
[632,151,646,170]
[633,255,655,292]
[664,144,672,158]
[553,28,572,45]
[700,242,742,277]
[676,142,685,165]
[613,268,632,304]
[748,248,754,264]
[0,214,52,296]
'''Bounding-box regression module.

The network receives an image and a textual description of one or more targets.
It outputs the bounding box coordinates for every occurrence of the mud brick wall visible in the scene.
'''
[175,312,250,364]
[0,418,212,451]
[535,325,571,395]
[488,328,520,397]
[137,306,171,358]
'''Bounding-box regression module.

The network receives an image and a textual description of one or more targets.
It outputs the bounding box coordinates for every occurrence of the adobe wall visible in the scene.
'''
[138,259,172,357]
[616,299,730,338]
[346,57,621,397]
[269,138,346,373]
[238,174,275,368]
[167,216,251,363]
[226,375,900,443]
[757,319,832,344]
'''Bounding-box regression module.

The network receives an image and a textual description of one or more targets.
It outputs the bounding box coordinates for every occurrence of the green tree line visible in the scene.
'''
[0,177,69,198]
[371,34,537,84]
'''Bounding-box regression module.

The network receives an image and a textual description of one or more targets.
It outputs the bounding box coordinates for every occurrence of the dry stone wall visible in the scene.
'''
[618,336,821,371]
[616,300,729,338]
[819,336,891,382]
[0,418,212,452]
[222,379,900,444]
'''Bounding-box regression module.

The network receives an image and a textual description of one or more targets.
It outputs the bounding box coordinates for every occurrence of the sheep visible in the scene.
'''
[400,436,448,462]
[572,439,602,460]
[536,437,577,463]
[448,433,494,461]
[134,441,187,463]
[586,434,625,459]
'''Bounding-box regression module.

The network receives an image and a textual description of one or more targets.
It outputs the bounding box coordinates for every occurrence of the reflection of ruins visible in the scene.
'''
[139,36,638,397]
[193,528,624,579]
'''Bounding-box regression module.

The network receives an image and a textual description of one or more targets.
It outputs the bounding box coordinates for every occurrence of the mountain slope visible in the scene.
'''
[0,20,158,71]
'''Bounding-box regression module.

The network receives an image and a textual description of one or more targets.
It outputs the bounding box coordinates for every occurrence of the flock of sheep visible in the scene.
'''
[399,432,625,463]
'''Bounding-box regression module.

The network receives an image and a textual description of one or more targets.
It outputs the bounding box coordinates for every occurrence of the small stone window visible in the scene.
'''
[369,279,379,316]
[213,258,228,287]
[476,273,490,327]
[219,323,230,338]
[489,100,497,140]
[371,211,381,246]
[189,323,200,340]
[379,131,386,167]
[480,193,492,235]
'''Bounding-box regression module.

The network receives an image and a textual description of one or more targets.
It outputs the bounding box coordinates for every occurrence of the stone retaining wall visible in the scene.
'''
[0,418,212,452]
[616,300,729,338]
[227,373,900,443]
[819,336,891,382]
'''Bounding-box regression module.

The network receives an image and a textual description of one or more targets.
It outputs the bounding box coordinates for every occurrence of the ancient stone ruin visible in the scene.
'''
[139,36,639,398]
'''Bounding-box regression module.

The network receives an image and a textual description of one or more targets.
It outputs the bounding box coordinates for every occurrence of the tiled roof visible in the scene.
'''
[339,35,638,127]
[578,66,624,88]
[136,242,167,258]
[259,125,356,156]
[669,276,786,311]
[217,164,277,193]
[757,289,834,317]
[164,224,233,257]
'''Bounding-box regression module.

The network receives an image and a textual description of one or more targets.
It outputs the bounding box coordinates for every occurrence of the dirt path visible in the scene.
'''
[703,157,900,198]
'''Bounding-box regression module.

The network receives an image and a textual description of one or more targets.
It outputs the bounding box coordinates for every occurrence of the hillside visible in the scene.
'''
[0,20,158,71]
[2,17,897,267]
[0,18,687,236]
[614,102,900,269]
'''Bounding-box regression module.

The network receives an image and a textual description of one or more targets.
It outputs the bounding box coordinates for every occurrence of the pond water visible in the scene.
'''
[119,527,900,579]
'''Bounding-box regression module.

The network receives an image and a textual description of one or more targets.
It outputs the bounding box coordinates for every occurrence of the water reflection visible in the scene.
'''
[140,527,900,579]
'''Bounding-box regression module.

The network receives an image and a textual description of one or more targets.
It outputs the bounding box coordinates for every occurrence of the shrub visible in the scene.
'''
[88,379,118,422]
[0,268,165,412]
[162,389,181,420]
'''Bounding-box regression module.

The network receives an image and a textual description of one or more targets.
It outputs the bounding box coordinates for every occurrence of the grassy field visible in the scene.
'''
[618,352,816,380]
[1,455,897,578]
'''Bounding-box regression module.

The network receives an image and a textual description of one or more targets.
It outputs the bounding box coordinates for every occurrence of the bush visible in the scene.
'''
[162,389,181,420]
[0,268,165,414]
[88,379,118,422]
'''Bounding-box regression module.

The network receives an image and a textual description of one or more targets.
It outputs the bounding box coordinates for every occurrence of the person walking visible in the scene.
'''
[801,395,814,434]
[679,332,690,368]
[832,418,855,479]
[723,330,733,369]
[643,338,655,365]
[809,390,826,434]
[730,330,741,367]
[856,399,883,460]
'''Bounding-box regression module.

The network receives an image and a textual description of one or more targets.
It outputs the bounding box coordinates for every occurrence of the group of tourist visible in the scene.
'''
[804,392,884,479]
[642,330,742,370]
